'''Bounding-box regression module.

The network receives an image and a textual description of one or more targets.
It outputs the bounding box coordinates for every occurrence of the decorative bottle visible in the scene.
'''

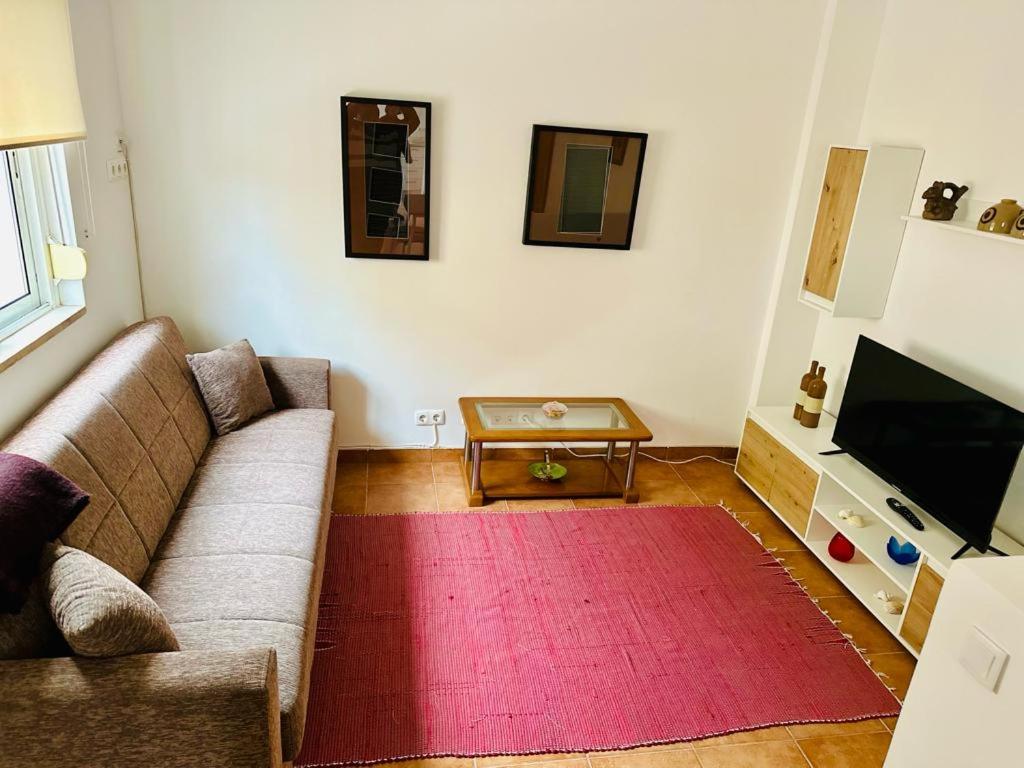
[800,367,827,428]
[794,360,819,420]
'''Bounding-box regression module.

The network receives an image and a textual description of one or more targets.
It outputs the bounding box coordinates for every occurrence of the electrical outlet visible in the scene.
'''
[106,156,128,182]
[414,409,445,426]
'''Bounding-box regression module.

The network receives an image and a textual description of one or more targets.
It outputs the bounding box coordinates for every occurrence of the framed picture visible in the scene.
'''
[522,124,647,250]
[340,96,431,260]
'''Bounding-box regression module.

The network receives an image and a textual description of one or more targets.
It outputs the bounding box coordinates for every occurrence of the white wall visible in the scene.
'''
[811,0,1024,416]
[108,0,827,448]
[752,0,886,410]
[0,0,142,439]
[805,0,1024,539]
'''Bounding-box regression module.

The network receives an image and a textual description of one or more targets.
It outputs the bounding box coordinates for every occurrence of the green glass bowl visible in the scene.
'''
[528,461,568,482]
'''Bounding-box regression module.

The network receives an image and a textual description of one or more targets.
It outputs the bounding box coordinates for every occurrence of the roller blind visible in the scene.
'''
[0,0,86,150]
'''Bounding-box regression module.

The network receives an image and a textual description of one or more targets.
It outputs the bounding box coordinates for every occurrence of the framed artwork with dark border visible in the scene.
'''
[340,96,431,260]
[522,124,647,250]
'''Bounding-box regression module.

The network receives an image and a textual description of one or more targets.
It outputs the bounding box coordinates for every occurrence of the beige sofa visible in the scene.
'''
[0,317,335,768]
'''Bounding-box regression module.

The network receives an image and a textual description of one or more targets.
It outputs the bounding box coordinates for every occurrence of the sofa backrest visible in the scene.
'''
[2,317,210,582]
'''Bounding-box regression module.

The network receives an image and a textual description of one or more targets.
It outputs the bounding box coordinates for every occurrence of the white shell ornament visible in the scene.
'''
[541,401,569,419]
[838,509,865,527]
[873,589,904,615]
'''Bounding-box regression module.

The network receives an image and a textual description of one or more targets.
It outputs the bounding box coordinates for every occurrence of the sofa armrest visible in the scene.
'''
[260,356,331,410]
[0,648,281,768]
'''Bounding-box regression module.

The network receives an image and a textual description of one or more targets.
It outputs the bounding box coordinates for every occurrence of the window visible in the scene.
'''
[0,144,77,340]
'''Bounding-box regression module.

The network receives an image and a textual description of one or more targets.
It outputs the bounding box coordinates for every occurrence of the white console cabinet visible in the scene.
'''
[736,405,1023,657]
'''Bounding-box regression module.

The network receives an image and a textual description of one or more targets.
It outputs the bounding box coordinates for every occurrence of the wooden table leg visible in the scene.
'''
[466,441,485,507]
[623,441,640,503]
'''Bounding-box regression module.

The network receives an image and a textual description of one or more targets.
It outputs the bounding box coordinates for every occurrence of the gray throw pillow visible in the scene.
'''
[44,545,179,658]
[186,339,274,435]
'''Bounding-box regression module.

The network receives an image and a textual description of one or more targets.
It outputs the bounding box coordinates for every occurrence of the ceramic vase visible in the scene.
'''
[828,532,855,563]
[794,360,819,420]
[799,367,827,429]
[977,199,1022,234]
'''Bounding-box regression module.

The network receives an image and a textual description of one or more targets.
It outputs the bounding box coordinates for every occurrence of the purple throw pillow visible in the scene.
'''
[0,453,90,613]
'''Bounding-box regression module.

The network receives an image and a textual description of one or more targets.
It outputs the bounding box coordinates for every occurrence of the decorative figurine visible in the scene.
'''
[799,367,827,429]
[794,360,819,420]
[921,181,969,221]
[977,199,1022,235]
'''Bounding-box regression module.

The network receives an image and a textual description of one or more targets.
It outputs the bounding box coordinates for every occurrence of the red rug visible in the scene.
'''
[295,506,899,766]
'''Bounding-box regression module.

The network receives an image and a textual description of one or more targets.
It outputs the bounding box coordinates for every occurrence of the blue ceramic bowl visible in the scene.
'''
[887,536,921,565]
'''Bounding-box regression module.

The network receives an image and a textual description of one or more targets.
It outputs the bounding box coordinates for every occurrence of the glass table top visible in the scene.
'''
[475,401,631,431]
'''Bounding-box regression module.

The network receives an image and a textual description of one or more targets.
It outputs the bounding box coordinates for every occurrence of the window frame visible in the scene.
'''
[0,145,75,341]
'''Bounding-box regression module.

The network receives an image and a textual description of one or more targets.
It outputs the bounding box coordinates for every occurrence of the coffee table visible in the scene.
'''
[457,397,654,507]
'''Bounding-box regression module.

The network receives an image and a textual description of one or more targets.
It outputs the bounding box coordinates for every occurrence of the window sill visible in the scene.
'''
[0,305,86,375]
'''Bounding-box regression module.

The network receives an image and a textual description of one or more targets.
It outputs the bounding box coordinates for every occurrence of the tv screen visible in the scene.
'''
[833,336,1024,550]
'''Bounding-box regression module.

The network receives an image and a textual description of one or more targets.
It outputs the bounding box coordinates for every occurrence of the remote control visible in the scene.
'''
[886,497,924,531]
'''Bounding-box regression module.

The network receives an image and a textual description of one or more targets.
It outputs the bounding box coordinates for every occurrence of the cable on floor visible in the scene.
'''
[558,444,735,466]
[339,423,440,452]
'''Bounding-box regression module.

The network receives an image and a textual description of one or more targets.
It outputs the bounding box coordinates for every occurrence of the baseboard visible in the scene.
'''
[337,446,738,463]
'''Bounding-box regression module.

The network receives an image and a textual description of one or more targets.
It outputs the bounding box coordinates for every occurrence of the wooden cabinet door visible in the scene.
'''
[900,562,944,653]
[736,419,775,499]
[804,147,868,301]
[768,447,817,535]
[736,417,818,535]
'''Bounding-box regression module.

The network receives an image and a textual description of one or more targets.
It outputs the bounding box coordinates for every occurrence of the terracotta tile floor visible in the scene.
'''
[330,455,915,768]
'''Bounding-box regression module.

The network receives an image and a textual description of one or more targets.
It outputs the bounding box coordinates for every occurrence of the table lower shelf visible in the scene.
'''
[461,457,637,506]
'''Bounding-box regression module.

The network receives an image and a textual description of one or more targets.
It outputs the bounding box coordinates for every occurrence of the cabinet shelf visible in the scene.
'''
[811,503,916,592]
[738,404,1024,659]
[901,215,1024,246]
[804,539,904,635]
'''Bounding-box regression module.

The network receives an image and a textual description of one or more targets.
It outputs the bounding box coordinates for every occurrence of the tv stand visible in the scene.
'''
[735,405,1024,657]
[951,542,1010,560]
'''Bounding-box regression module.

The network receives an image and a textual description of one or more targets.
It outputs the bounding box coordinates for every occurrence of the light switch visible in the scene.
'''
[958,626,1009,692]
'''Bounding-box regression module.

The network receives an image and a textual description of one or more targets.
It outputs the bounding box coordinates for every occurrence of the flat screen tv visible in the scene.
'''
[833,336,1024,555]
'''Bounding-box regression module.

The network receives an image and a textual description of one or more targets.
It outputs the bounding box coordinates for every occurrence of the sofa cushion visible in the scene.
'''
[0,453,90,613]
[45,545,179,658]
[0,318,211,659]
[171,619,307,759]
[187,340,274,436]
[1,317,211,582]
[178,409,334,511]
[156,504,321,561]
[200,410,335,467]
[144,554,314,626]
[141,406,334,758]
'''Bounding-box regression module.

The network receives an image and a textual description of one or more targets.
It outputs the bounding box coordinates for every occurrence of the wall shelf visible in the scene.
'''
[901,215,1024,246]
